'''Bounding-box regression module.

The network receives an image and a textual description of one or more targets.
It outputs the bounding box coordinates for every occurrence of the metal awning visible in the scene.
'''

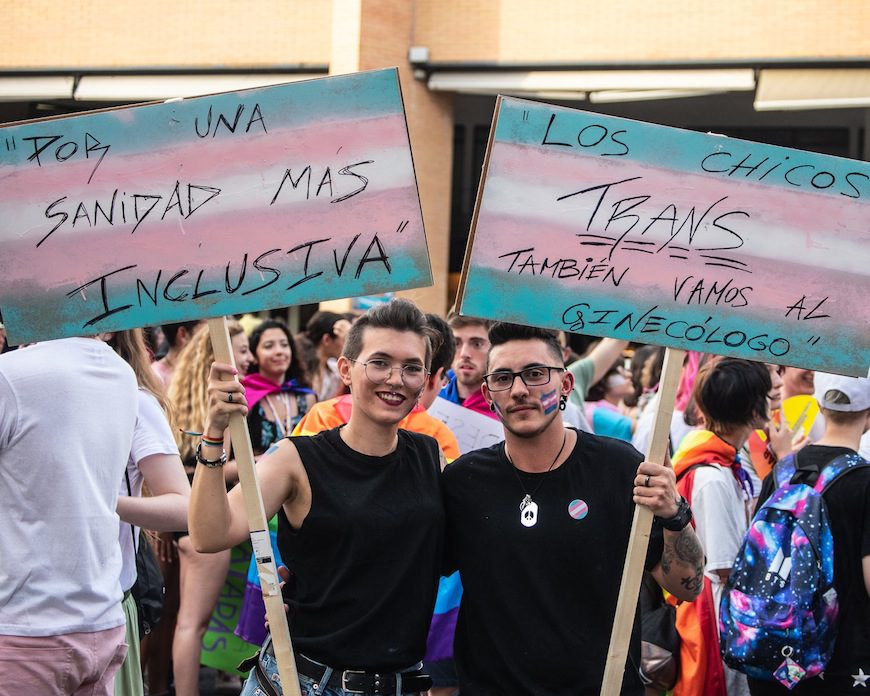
[755,68,870,110]
[427,69,755,102]
[0,70,328,103]
[73,73,322,101]
[0,76,75,101]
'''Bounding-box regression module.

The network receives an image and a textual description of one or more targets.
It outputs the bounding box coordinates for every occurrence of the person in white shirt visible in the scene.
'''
[0,336,138,695]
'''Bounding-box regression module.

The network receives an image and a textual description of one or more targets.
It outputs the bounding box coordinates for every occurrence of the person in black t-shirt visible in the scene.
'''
[442,323,705,696]
[189,299,445,696]
[748,374,870,696]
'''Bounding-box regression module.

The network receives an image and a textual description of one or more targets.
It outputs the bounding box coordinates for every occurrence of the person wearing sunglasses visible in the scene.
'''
[442,322,704,695]
[188,298,443,696]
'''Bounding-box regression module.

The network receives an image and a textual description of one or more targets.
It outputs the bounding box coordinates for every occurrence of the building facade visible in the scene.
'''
[3,0,869,314]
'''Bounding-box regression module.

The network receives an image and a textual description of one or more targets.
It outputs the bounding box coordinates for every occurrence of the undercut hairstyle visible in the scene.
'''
[692,357,771,435]
[305,311,344,344]
[821,390,870,426]
[425,313,455,377]
[486,322,564,370]
[446,309,492,332]
[249,319,311,388]
[342,298,435,368]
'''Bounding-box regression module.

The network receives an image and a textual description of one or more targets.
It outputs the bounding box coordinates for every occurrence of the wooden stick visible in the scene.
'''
[599,347,686,695]
[208,317,302,696]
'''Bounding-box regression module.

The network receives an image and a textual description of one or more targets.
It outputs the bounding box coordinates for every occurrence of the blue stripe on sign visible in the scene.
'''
[493,97,870,204]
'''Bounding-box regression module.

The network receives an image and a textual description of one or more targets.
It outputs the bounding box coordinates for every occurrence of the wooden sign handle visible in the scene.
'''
[599,347,686,695]
[207,317,302,696]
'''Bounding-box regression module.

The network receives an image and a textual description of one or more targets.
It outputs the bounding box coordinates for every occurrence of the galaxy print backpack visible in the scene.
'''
[719,452,868,689]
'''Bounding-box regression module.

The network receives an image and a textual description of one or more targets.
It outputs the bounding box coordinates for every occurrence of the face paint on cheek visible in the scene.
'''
[541,389,559,415]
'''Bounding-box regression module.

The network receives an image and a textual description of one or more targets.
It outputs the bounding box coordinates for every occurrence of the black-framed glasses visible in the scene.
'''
[483,366,564,392]
[349,358,429,388]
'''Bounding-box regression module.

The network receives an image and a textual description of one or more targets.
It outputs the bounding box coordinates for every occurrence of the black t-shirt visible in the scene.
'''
[277,427,444,671]
[749,446,870,696]
[442,429,664,695]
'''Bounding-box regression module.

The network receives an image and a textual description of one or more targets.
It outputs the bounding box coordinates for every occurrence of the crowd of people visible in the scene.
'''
[0,300,867,696]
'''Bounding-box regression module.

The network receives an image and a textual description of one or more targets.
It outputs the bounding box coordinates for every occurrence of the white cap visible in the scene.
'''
[819,376,870,412]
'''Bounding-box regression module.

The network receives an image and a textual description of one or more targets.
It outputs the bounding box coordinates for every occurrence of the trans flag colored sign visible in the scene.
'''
[457,96,870,377]
[0,68,430,345]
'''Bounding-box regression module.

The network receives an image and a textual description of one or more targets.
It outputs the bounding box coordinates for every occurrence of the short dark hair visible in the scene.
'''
[161,320,201,347]
[249,319,310,387]
[425,313,455,376]
[692,357,770,434]
[342,298,434,368]
[486,322,564,370]
[305,311,344,344]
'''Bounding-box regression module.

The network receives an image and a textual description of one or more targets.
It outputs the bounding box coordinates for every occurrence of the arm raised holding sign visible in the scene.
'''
[188,299,443,696]
[441,323,703,694]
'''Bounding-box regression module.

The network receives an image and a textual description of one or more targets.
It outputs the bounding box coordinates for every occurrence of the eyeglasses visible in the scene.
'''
[483,366,565,392]
[349,358,429,388]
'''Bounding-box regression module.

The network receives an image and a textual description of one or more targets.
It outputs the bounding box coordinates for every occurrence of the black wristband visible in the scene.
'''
[656,495,692,532]
[195,441,227,468]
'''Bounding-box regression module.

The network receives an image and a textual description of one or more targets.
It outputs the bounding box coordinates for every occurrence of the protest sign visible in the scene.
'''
[200,541,253,676]
[457,96,870,695]
[0,68,430,345]
[458,96,870,377]
[428,396,504,454]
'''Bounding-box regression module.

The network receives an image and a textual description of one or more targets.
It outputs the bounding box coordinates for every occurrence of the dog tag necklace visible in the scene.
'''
[505,430,567,528]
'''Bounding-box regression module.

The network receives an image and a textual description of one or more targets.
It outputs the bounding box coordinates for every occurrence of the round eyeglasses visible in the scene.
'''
[483,366,564,392]
[349,358,429,388]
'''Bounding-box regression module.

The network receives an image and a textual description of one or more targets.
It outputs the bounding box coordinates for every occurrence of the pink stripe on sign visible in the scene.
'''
[568,499,589,520]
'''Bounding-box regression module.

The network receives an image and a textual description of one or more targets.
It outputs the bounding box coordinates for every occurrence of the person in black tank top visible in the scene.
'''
[189,299,444,696]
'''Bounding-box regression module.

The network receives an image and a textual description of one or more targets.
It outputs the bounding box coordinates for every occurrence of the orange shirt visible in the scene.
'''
[292,394,461,462]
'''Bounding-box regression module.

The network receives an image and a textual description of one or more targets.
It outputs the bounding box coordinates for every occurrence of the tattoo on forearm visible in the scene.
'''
[680,566,704,594]
[674,528,704,565]
[660,544,674,574]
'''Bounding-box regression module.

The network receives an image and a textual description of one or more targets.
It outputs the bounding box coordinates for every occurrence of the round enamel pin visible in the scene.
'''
[568,499,588,520]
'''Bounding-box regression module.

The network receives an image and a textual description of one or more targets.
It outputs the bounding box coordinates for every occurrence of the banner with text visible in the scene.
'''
[458,97,869,377]
[0,68,430,344]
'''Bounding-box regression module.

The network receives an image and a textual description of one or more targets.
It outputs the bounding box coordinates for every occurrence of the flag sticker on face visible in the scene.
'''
[542,388,559,414]
[568,499,589,520]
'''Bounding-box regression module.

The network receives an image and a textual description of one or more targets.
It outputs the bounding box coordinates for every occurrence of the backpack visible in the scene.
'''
[719,452,869,689]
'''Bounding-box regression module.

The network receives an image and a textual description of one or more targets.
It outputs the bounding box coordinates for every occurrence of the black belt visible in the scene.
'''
[242,640,432,695]
[295,652,432,695]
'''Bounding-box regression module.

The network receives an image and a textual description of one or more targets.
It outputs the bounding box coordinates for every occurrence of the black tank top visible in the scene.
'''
[278,427,444,670]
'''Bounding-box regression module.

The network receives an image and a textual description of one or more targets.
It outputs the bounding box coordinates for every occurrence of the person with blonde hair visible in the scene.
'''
[105,329,191,696]
[168,320,254,696]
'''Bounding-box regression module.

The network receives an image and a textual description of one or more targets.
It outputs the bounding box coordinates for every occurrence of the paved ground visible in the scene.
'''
[144,667,244,695]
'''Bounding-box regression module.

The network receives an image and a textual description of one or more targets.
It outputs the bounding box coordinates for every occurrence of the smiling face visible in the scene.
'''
[766,363,784,412]
[231,331,254,376]
[483,338,573,439]
[255,327,292,382]
[339,327,428,427]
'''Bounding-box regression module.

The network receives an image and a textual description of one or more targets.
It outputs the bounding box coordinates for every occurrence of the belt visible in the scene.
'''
[295,652,432,695]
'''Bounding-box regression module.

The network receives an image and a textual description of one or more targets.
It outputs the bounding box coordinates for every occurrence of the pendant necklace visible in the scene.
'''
[505,429,568,528]
[265,393,293,438]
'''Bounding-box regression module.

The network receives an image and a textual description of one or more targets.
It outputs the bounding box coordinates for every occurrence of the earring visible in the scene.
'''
[559,395,567,411]
[489,402,496,412]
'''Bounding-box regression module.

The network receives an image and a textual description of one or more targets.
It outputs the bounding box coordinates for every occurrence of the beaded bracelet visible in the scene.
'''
[195,442,227,468]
